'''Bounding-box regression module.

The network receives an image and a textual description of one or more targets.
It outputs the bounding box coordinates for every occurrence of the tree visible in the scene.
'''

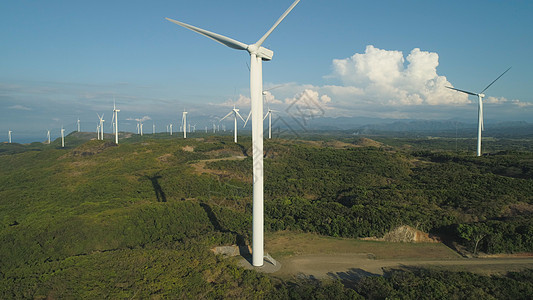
[457,223,492,255]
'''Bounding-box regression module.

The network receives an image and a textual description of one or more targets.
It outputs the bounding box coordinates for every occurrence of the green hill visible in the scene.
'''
[1,134,532,298]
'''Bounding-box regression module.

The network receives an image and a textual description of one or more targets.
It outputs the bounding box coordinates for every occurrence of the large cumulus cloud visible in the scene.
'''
[331,45,469,106]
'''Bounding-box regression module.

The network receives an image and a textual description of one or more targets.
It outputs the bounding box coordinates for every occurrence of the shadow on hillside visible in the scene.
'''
[146,173,167,202]
[200,202,247,247]
[328,268,380,288]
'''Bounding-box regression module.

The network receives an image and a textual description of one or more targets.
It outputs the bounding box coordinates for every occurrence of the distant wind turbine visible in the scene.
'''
[61,127,65,148]
[77,118,80,132]
[46,130,50,144]
[169,123,173,135]
[153,122,155,134]
[182,110,188,139]
[244,90,279,139]
[97,113,105,140]
[166,0,300,267]
[8,130,12,143]
[113,101,120,144]
[221,105,245,143]
[447,67,511,156]
[263,107,278,139]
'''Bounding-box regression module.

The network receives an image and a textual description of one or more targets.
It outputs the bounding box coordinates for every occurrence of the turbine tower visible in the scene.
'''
[77,118,80,132]
[113,101,120,144]
[46,130,50,144]
[182,110,188,139]
[167,0,300,266]
[8,130,12,143]
[447,67,511,156]
[221,105,245,143]
[61,127,65,148]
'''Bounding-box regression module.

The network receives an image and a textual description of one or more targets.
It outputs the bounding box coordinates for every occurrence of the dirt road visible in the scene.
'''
[275,254,533,280]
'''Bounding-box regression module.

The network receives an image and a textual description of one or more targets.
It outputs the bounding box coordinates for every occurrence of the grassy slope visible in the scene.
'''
[1,133,532,298]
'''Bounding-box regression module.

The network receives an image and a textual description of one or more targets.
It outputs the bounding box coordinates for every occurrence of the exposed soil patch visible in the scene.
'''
[189,156,247,179]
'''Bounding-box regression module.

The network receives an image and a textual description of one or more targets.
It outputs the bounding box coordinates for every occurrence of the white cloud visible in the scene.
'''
[127,116,151,122]
[486,96,532,107]
[212,94,251,107]
[8,105,31,111]
[330,45,469,106]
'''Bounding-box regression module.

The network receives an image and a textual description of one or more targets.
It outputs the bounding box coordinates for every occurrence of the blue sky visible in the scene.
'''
[1,0,532,142]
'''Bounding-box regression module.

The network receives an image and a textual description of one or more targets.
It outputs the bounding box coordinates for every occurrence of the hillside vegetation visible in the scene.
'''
[1,132,532,298]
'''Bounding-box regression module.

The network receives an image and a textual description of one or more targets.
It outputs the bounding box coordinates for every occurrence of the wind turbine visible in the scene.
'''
[244,89,280,139]
[113,101,120,144]
[8,130,12,143]
[447,67,511,156]
[221,105,245,143]
[169,123,173,135]
[182,110,188,139]
[97,113,105,140]
[153,122,156,134]
[166,0,300,266]
[61,127,65,147]
[46,130,50,144]
[77,118,80,132]
[263,107,278,139]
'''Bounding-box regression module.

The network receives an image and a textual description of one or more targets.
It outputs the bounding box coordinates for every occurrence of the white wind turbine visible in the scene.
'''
[263,107,278,139]
[167,0,300,266]
[221,105,245,143]
[46,130,50,144]
[447,67,511,156]
[182,110,188,139]
[8,130,12,143]
[153,122,156,134]
[169,123,173,135]
[244,89,280,139]
[112,101,120,144]
[97,113,105,140]
[77,118,80,132]
[61,127,65,147]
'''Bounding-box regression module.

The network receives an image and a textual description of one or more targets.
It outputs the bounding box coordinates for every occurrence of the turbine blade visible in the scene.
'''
[236,111,245,122]
[255,0,301,48]
[263,111,269,121]
[243,111,252,128]
[220,110,233,121]
[480,67,512,94]
[446,86,477,96]
[165,17,248,50]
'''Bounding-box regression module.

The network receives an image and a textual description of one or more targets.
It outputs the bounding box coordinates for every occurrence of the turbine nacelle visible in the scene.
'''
[478,93,485,98]
[247,44,273,61]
